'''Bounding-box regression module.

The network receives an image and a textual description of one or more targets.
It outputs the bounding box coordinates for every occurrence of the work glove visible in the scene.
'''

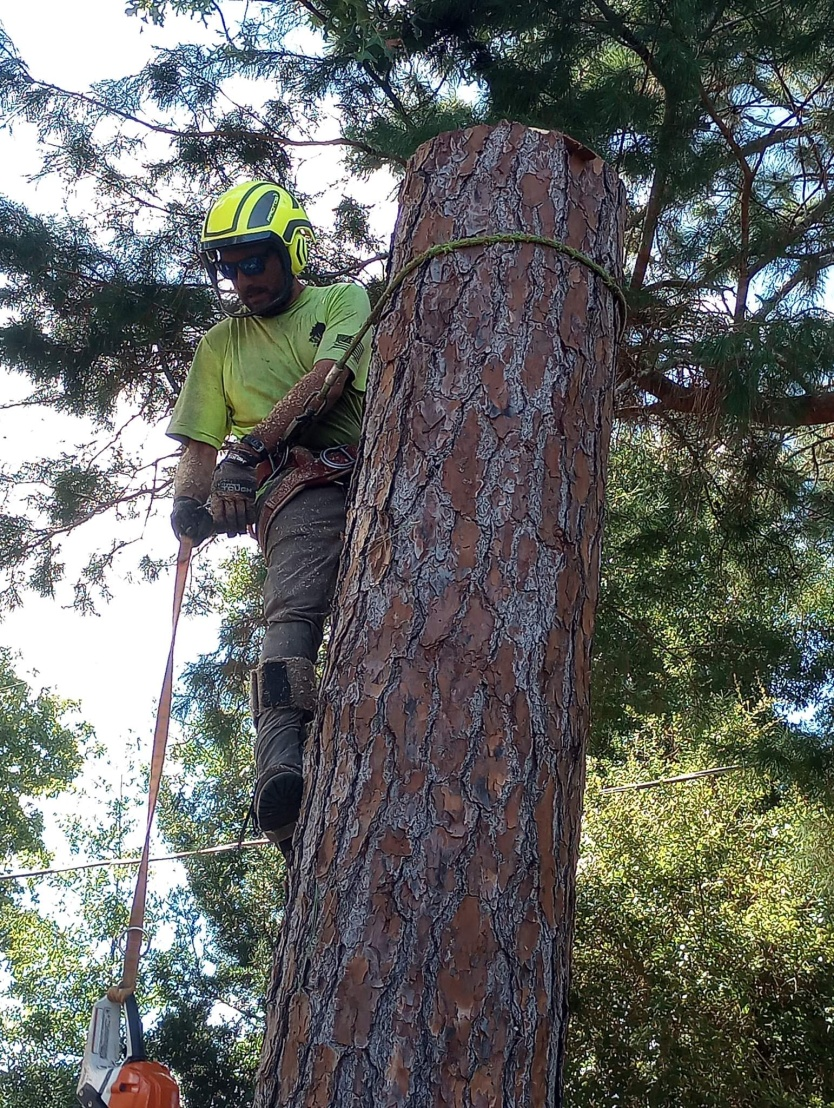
[171,496,214,546]
[210,447,260,537]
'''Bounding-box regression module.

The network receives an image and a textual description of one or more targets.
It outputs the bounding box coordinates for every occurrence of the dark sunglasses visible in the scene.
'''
[216,252,273,280]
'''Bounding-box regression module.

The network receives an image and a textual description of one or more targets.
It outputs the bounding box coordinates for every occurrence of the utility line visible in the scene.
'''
[0,838,269,882]
[600,765,742,794]
[1,766,745,882]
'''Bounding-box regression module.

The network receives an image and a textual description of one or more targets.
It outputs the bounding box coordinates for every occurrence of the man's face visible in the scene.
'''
[216,243,289,313]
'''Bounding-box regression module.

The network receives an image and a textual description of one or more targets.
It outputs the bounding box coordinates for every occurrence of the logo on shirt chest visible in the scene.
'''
[309,321,326,344]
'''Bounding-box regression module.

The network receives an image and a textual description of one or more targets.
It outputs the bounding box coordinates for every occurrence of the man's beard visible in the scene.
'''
[242,287,290,316]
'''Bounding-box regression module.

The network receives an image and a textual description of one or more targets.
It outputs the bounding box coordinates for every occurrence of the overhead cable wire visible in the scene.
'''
[0,838,269,882]
[600,765,743,794]
[2,767,747,882]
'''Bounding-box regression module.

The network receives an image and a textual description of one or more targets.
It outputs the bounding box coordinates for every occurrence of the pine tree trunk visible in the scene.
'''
[254,121,625,1108]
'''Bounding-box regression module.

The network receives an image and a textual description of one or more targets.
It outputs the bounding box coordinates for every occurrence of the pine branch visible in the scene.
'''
[359,59,411,124]
[748,190,834,283]
[753,251,834,320]
[17,67,391,164]
[740,125,807,158]
[768,61,834,188]
[630,99,674,291]
[589,0,665,87]
[209,0,238,49]
[697,81,756,325]
[631,371,834,428]
[318,251,388,279]
[633,370,707,413]
[0,393,63,411]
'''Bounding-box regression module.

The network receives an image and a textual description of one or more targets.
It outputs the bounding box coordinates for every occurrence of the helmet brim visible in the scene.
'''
[199,229,282,258]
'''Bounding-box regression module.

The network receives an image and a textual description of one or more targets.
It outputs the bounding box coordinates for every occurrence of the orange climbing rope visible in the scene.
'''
[108,536,192,1004]
[78,540,191,1108]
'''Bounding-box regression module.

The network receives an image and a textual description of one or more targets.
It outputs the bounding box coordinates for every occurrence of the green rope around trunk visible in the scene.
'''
[285,232,627,440]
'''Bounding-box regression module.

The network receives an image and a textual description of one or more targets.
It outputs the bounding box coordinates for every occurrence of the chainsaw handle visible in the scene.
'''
[124,994,148,1063]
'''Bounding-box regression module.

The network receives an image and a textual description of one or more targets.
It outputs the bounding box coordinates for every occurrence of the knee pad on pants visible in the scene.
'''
[250,657,317,722]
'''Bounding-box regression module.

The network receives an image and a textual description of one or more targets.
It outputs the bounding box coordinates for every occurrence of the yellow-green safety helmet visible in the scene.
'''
[200,180,314,275]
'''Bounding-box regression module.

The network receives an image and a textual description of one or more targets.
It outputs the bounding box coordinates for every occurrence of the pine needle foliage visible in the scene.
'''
[0,0,832,602]
[0,6,824,581]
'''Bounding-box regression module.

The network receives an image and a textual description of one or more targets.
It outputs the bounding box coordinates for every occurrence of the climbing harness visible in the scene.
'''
[280,231,627,444]
[77,994,179,1108]
[77,538,192,1108]
[253,444,358,554]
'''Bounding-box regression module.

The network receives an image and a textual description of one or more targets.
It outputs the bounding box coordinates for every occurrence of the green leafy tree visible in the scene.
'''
[0,656,87,1103]
[570,743,834,1107]
[595,426,834,786]
[0,649,84,868]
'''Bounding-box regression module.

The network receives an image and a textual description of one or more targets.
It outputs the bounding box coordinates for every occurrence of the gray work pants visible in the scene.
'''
[255,483,347,774]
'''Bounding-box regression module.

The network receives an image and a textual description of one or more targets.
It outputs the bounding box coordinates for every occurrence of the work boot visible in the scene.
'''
[253,710,304,847]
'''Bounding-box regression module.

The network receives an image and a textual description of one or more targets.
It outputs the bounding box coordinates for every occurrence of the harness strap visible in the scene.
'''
[108,537,192,1004]
[255,444,357,554]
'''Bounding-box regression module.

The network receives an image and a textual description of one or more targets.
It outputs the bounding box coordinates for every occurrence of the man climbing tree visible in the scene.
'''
[167,180,372,858]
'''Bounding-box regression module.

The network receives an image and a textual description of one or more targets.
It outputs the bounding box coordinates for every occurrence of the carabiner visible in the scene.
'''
[320,445,356,470]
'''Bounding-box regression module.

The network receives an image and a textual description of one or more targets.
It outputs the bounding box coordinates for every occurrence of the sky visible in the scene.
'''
[0,2,224,818]
[0,0,397,863]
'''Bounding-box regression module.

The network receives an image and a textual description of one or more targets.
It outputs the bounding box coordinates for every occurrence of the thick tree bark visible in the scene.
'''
[254,121,625,1108]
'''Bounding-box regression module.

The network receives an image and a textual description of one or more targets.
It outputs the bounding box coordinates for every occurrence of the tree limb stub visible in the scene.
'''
[255,121,625,1108]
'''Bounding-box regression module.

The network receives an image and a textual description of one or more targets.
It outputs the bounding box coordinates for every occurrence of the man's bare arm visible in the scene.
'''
[174,439,218,502]
[198,359,350,539]
[250,359,349,453]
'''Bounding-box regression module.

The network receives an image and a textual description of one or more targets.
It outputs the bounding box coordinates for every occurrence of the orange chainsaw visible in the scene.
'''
[77,994,179,1108]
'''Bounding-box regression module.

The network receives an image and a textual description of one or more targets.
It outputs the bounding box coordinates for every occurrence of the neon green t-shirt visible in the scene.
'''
[166,282,372,451]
